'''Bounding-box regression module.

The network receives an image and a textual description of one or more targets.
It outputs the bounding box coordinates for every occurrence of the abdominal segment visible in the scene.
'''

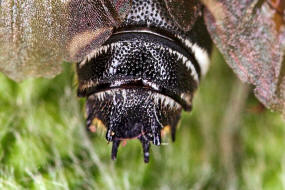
[85,88,181,162]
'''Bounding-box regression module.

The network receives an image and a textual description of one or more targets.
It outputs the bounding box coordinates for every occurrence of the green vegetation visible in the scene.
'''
[0,48,284,190]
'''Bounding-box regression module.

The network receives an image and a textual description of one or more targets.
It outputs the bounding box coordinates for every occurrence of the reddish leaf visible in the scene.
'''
[202,0,285,116]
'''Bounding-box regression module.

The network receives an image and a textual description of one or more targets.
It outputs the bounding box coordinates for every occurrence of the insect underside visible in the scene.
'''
[76,0,210,162]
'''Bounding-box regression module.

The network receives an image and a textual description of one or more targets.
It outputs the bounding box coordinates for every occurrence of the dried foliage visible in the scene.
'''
[202,0,285,116]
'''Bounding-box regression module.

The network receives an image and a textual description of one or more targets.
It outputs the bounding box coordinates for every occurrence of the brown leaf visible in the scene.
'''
[66,0,131,61]
[164,0,202,32]
[202,0,285,116]
[0,0,131,81]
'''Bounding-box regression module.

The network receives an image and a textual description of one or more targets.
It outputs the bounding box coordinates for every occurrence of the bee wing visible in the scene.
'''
[203,0,285,116]
[0,0,130,81]
[163,0,202,32]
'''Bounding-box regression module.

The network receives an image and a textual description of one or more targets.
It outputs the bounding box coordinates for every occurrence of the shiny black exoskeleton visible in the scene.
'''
[77,0,211,162]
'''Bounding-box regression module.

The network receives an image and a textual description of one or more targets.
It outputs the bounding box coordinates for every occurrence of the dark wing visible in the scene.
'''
[163,0,202,32]
[202,0,285,116]
[0,0,130,81]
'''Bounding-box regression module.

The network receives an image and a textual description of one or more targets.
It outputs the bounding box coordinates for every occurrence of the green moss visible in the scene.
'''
[0,48,284,189]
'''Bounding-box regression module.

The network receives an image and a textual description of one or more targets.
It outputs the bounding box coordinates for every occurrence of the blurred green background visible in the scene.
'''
[0,48,284,190]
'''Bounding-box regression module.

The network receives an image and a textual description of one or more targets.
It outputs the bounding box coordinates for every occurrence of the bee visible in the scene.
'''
[0,0,284,163]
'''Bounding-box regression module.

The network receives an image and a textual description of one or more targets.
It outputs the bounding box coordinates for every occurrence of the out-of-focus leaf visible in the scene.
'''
[0,0,130,81]
[202,0,285,116]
